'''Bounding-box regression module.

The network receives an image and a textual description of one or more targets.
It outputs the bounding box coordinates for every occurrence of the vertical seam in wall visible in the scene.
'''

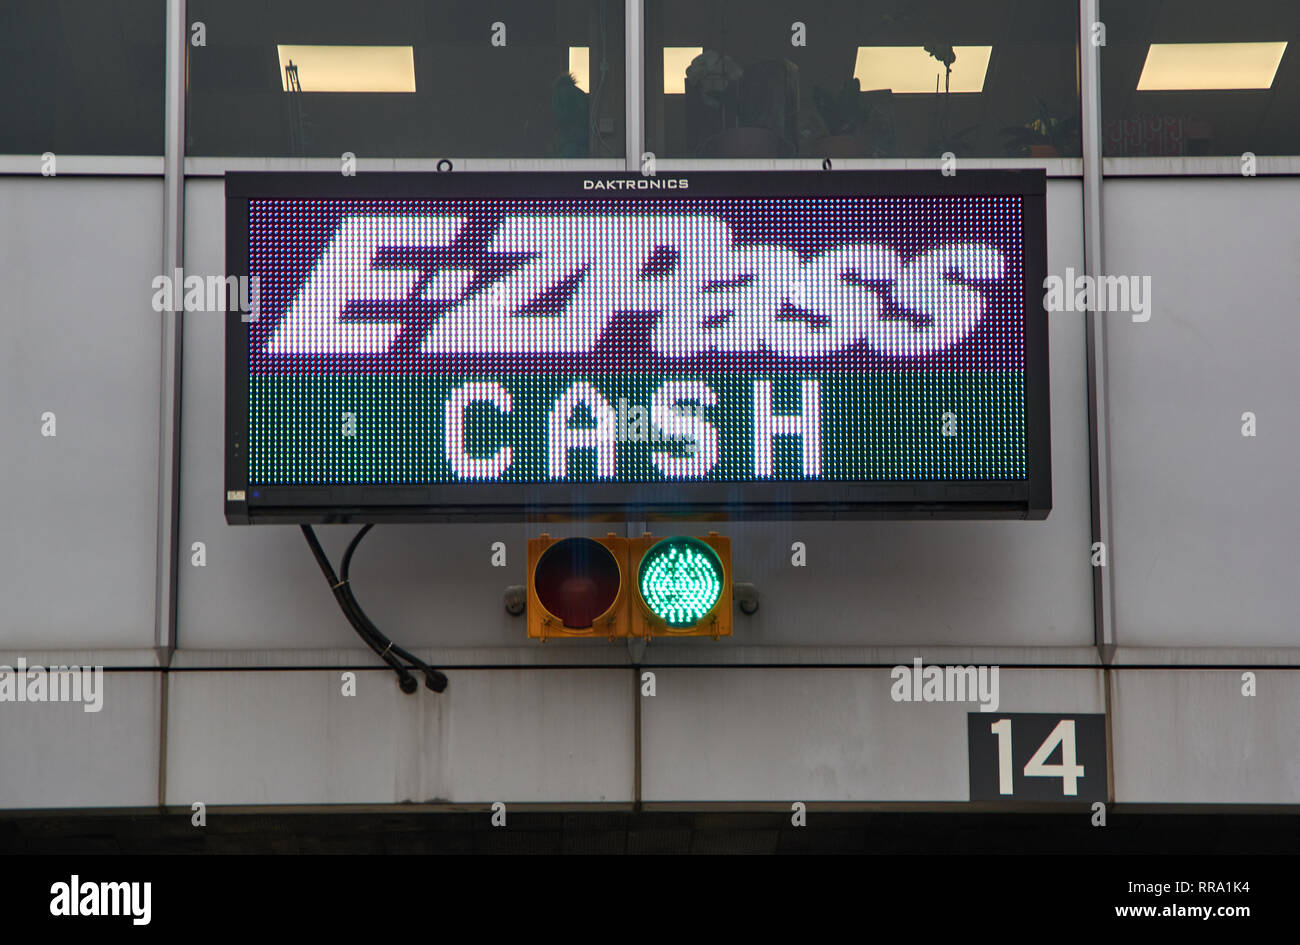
[627,520,647,809]
[633,667,643,811]
[156,0,188,811]
[1103,665,1116,805]
[157,672,171,812]
[1080,0,1119,806]
[1080,0,1115,661]
[624,0,644,171]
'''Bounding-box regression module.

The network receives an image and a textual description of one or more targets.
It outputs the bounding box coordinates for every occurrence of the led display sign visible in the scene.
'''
[225,170,1049,522]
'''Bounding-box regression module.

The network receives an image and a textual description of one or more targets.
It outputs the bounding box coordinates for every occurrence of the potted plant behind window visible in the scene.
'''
[1001,98,1080,157]
[925,43,980,156]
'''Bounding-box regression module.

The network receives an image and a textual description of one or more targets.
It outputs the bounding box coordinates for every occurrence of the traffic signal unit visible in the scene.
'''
[527,533,733,642]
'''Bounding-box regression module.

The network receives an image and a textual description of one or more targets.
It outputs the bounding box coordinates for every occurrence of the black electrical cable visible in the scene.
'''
[299,525,436,694]
[339,522,373,579]
[305,526,422,693]
[339,525,449,693]
[300,524,416,692]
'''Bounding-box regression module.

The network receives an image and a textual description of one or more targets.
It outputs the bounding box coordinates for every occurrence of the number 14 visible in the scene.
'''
[990,718,1085,796]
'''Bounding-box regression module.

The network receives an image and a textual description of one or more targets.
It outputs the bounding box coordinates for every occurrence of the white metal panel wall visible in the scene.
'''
[8,173,1299,811]
[0,671,160,808]
[164,668,634,805]
[1113,671,1300,804]
[0,178,164,649]
[1103,179,1300,647]
[641,668,1104,802]
[177,179,1090,652]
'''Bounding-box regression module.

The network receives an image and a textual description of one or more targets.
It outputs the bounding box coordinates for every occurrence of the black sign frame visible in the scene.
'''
[225,170,1050,524]
[968,713,1108,804]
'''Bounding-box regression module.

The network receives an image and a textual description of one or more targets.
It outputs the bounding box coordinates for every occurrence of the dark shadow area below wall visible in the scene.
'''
[2,810,1298,854]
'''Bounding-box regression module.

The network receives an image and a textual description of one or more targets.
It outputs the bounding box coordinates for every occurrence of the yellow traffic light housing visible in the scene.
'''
[526,534,630,641]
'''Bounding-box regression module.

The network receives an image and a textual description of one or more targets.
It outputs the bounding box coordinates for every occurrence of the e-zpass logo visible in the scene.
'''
[265,214,1010,359]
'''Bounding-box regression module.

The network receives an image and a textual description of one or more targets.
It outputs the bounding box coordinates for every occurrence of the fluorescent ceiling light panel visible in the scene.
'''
[663,46,704,94]
[1136,42,1287,90]
[853,46,992,93]
[277,45,416,92]
[569,46,590,92]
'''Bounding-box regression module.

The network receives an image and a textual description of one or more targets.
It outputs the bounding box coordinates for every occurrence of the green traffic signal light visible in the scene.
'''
[636,536,725,628]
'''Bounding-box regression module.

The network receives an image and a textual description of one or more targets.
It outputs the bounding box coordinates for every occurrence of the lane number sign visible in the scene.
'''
[968,713,1107,803]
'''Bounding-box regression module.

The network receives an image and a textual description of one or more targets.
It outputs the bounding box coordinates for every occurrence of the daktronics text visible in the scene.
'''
[265,214,1008,359]
[582,178,689,189]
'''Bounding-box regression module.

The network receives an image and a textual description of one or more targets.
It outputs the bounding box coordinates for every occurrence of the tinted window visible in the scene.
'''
[0,0,164,155]
[1101,1,1300,156]
[187,0,624,158]
[645,0,1080,160]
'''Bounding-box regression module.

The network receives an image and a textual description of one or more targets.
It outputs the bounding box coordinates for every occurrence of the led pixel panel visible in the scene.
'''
[225,171,1049,522]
